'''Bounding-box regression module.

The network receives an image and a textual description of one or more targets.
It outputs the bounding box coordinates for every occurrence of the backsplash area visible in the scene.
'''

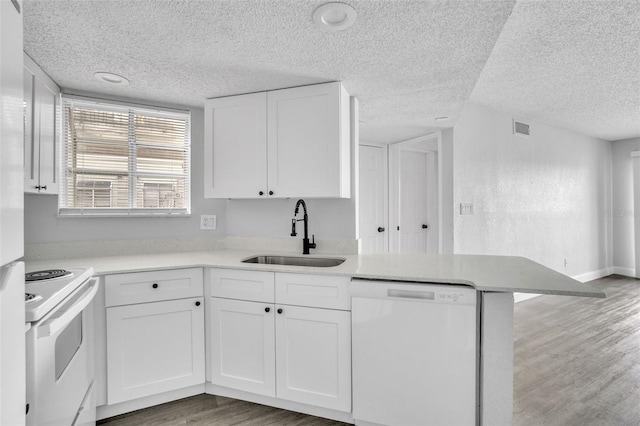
[24,236,359,260]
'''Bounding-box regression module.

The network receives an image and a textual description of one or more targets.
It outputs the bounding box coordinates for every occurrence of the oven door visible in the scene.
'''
[26,277,99,426]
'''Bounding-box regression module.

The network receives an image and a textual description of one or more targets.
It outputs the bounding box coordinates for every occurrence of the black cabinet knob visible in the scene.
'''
[195,301,201,307]
[377,227,385,232]
[277,308,283,314]
[265,307,271,313]
[259,191,264,196]
[269,190,274,196]
[152,283,158,289]
[422,224,428,229]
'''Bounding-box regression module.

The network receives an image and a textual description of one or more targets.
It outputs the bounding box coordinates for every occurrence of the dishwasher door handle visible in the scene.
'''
[387,289,435,300]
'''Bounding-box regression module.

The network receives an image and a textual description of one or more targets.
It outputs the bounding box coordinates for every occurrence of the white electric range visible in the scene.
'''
[25,267,99,426]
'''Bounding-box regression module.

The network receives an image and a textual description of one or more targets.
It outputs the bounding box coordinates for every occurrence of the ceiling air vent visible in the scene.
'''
[513,120,530,136]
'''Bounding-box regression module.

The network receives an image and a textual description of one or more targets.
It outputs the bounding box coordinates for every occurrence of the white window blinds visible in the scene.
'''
[60,97,191,216]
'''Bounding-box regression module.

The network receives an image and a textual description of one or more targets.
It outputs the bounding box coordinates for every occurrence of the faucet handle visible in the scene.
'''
[309,234,317,249]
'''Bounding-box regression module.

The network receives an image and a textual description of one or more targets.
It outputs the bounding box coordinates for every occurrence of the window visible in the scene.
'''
[60,97,190,216]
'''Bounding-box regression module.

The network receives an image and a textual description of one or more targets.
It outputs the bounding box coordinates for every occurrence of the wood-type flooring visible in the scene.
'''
[514,274,640,425]
[98,274,640,425]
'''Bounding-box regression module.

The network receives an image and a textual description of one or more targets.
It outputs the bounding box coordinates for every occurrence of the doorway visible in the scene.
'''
[358,131,453,254]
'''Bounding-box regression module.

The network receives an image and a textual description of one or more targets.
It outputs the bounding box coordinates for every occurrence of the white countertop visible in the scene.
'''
[24,250,605,298]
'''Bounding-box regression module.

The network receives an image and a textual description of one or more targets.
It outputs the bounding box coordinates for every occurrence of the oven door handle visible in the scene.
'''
[38,278,99,338]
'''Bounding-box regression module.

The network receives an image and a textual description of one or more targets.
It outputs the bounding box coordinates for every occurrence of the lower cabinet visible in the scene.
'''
[209,269,352,413]
[104,269,205,405]
[275,304,351,412]
[210,297,276,396]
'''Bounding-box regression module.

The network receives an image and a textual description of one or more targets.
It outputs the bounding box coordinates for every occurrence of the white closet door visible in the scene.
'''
[359,145,387,253]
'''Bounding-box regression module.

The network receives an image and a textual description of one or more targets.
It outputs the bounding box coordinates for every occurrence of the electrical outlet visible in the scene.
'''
[200,214,217,230]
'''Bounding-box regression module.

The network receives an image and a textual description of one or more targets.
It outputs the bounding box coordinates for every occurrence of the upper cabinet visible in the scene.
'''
[23,53,60,195]
[204,82,351,199]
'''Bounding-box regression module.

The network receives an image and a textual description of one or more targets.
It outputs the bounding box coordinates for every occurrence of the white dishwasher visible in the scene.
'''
[351,279,478,426]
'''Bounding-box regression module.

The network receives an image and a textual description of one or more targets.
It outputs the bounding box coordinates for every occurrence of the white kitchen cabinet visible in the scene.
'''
[204,82,351,199]
[275,304,351,412]
[106,297,205,404]
[266,83,350,198]
[210,297,276,396]
[104,269,205,405]
[23,53,60,194]
[209,269,351,412]
[203,92,267,198]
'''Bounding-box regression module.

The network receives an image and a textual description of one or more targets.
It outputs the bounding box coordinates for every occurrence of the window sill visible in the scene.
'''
[58,208,191,218]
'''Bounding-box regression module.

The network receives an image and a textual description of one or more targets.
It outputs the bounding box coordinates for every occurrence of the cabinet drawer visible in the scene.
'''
[105,268,203,307]
[275,273,350,310]
[210,268,275,303]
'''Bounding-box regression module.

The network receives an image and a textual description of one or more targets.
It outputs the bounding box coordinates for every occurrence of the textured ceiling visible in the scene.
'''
[470,0,640,142]
[22,0,639,144]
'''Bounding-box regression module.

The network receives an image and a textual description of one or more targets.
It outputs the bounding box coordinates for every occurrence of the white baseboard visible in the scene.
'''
[612,266,636,278]
[572,267,613,283]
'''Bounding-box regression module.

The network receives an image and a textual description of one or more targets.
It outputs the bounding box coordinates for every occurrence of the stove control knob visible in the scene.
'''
[152,283,159,289]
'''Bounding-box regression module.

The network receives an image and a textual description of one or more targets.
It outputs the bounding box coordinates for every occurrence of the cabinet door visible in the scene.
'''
[23,63,38,193]
[23,53,60,194]
[204,92,267,198]
[267,82,350,198]
[106,297,205,404]
[34,75,60,194]
[275,305,351,412]
[210,297,276,397]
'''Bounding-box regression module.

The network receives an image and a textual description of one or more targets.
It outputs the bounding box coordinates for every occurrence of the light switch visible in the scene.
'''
[460,203,473,215]
[200,214,217,230]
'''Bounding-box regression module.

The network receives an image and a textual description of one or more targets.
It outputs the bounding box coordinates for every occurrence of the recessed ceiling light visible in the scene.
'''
[435,116,449,122]
[313,3,357,32]
[94,72,129,86]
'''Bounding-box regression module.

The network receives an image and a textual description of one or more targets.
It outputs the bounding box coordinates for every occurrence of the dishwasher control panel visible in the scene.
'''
[437,290,471,303]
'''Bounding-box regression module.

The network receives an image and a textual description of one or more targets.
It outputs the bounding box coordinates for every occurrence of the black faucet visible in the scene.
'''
[290,199,316,255]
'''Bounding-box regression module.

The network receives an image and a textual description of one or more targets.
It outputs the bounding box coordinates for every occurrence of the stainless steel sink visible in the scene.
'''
[241,255,345,267]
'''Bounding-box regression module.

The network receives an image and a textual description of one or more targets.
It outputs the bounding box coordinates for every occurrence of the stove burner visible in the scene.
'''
[25,293,42,303]
[25,269,73,282]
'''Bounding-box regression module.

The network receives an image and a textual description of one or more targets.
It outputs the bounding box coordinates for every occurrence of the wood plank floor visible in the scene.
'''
[514,274,640,425]
[98,274,640,425]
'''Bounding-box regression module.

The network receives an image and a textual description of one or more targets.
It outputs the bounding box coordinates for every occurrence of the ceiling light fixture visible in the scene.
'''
[94,72,129,86]
[313,3,357,32]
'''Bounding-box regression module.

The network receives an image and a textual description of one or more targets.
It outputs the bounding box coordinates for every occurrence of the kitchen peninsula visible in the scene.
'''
[25,249,604,426]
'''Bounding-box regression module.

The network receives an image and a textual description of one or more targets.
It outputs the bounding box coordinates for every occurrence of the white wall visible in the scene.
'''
[453,104,612,278]
[226,198,356,240]
[611,137,640,276]
[24,101,227,244]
